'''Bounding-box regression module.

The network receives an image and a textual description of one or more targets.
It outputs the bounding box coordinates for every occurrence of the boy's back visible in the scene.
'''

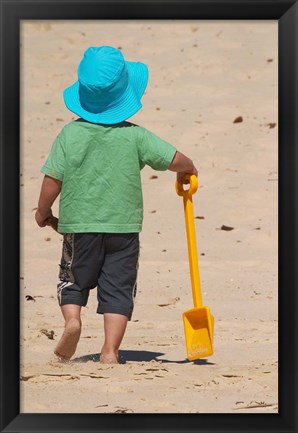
[41,119,176,233]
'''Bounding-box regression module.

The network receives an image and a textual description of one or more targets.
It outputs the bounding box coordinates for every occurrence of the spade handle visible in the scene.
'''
[176,174,203,308]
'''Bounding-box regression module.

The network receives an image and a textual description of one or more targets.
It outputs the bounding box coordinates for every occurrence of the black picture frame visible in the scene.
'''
[0,0,297,432]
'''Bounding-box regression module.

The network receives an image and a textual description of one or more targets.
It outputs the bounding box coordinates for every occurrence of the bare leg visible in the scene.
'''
[54,304,82,361]
[100,313,128,364]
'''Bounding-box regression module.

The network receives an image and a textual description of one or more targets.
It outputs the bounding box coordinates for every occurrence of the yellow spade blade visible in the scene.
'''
[183,306,214,361]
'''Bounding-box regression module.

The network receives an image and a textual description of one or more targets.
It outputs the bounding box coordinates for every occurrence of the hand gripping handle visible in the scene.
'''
[175,174,198,198]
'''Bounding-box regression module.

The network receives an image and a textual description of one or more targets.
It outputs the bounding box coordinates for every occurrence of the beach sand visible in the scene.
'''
[20,20,278,413]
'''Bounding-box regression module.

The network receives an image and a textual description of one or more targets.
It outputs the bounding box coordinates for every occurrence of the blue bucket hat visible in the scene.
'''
[63,46,149,124]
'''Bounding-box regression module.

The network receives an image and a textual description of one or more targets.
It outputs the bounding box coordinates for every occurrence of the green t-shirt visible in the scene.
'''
[41,119,176,233]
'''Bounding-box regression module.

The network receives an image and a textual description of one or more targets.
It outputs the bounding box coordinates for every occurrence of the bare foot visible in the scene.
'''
[99,350,119,364]
[54,318,81,361]
[54,354,72,363]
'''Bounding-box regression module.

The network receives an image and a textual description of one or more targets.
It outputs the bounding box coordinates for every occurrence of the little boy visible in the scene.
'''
[35,46,197,363]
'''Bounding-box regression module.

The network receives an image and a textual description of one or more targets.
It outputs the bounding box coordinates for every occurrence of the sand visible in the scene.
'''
[20,20,278,413]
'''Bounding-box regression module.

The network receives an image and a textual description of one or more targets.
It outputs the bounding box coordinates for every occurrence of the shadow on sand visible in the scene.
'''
[73,350,215,365]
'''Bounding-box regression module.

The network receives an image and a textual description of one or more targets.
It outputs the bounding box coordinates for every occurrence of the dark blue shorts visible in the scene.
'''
[57,233,139,320]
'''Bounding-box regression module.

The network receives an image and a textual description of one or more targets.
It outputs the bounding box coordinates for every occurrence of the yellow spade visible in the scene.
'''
[176,174,214,361]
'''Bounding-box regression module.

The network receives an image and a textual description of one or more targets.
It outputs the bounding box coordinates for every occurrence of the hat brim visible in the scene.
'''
[63,61,149,124]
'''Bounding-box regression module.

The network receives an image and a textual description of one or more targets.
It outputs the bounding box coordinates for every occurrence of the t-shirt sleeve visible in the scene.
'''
[41,129,66,180]
[138,128,177,171]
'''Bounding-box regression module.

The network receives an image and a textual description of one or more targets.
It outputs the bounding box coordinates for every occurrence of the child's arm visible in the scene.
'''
[168,151,198,184]
[35,175,62,227]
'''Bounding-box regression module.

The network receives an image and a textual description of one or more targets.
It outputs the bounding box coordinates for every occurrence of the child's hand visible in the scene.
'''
[35,208,53,227]
[35,209,59,233]
[177,168,198,185]
[47,216,59,232]
[168,151,198,184]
